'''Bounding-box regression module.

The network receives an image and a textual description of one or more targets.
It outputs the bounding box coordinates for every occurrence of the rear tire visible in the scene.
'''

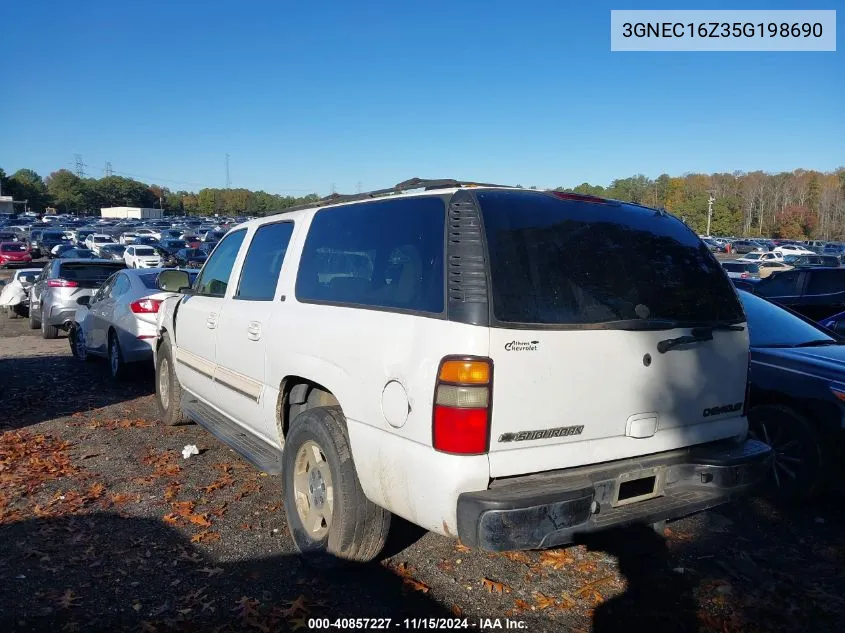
[748,404,826,500]
[155,337,189,425]
[69,323,92,362]
[29,304,40,329]
[282,406,391,566]
[108,330,128,380]
[41,317,59,339]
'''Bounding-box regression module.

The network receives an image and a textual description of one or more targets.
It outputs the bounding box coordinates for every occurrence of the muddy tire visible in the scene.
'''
[282,406,390,566]
[155,337,189,425]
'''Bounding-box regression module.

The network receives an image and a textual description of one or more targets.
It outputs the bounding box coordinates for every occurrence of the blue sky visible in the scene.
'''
[1,0,841,196]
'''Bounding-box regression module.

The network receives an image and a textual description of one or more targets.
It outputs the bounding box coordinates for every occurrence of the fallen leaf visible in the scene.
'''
[513,599,532,612]
[171,501,195,516]
[539,549,574,570]
[191,531,220,544]
[451,605,464,617]
[163,513,180,525]
[502,551,532,565]
[455,543,471,553]
[281,595,309,617]
[403,578,430,593]
[188,514,212,528]
[58,589,82,609]
[533,592,556,610]
[164,482,181,500]
[481,578,509,594]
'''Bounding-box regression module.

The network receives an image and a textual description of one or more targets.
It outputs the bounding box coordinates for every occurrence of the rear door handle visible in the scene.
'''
[247,321,261,341]
[206,313,218,329]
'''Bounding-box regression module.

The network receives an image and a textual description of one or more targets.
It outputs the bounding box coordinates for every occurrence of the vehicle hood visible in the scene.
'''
[752,344,845,382]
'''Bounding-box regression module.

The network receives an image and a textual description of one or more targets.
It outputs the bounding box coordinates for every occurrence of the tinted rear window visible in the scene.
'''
[135,247,156,256]
[1,243,27,252]
[58,263,125,285]
[723,262,759,273]
[477,190,744,326]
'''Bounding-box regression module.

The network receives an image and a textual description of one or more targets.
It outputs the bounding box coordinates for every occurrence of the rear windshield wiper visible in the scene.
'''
[657,324,745,354]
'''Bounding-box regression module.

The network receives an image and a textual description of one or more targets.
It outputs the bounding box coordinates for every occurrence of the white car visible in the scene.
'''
[773,244,814,256]
[119,232,139,245]
[124,245,163,268]
[69,268,198,380]
[0,267,41,318]
[84,233,115,256]
[153,181,771,562]
[737,251,783,263]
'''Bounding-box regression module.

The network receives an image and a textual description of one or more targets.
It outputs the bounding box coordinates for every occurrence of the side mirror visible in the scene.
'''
[158,269,191,293]
[78,295,91,307]
[833,320,845,336]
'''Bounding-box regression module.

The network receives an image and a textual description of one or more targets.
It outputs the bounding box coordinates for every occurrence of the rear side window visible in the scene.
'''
[758,270,801,296]
[236,222,294,301]
[477,190,744,326]
[296,197,445,314]
[806,270,845,295]
[194,230,246,297]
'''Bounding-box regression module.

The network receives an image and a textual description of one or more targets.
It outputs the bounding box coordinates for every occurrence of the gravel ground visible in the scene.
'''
[1,268,844,633]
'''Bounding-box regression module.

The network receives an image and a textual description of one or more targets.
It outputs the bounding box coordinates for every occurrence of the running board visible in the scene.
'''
[181,395,283,473]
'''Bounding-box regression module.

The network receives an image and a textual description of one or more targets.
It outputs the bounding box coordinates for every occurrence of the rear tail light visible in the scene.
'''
[432,357,493,455]
[740,272,749,279]
[130,298,163,314]
[47,278,78,287]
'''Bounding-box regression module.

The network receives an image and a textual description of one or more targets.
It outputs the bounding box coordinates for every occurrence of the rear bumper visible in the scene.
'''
[456,438,771,551]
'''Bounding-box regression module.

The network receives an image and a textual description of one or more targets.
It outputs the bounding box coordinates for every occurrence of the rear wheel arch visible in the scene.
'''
[276,377,341,442]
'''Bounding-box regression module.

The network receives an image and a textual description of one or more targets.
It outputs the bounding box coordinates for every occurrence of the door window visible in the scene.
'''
[193,229,247,297]
[236,222,295,301]
[110,274,131,298]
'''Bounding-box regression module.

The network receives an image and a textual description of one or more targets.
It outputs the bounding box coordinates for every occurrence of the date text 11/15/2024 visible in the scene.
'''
[308,618,529,630]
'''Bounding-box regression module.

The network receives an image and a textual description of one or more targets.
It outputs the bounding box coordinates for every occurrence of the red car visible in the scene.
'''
[0,242,33,268]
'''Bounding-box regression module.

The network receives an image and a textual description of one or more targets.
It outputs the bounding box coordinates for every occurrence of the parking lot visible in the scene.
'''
[1,266,844,633]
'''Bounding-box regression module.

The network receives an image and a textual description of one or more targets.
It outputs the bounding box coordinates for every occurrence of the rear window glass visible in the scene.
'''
[135,247,155,256]
[806,270,845,295]
[57,263,125,285]
[1,243,27,252]
[43,232,66,239]
[477,190,744,326]
[723,262,759,273]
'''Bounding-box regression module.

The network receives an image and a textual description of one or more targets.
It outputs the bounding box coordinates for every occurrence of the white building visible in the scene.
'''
[0,196,14,215]
[101,206,164,219]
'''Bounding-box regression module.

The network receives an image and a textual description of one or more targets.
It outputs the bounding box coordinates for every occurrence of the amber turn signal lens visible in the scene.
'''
[439,360,490,384]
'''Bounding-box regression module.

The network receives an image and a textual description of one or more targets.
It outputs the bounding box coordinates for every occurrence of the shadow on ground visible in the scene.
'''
[0,355,153,429]
[0,512,454,632]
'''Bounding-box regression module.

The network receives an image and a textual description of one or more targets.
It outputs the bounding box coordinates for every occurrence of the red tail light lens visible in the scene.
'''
[432,357,493,455]
[740,272,749,279]
[130,298,163,314]
[47,278,78,288]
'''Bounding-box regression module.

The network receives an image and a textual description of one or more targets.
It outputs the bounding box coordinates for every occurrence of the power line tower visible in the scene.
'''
[225,154,231,189]
[104,161,113,177]
[73,154,87,178]
[357,181,362,194]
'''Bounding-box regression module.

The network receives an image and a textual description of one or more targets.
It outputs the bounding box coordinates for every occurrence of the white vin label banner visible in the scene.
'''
[611,10,836,51]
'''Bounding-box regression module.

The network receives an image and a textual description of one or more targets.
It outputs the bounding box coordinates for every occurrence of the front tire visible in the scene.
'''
[155,337,189,425]
[282,406,391,565]
[748,404,826,500]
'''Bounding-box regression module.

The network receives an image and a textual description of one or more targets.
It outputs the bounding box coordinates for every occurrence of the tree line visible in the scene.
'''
[3,165,844,239]
[558,168,845,240]
[0,167,319,217]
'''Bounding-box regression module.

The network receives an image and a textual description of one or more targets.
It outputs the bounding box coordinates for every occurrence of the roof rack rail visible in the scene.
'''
[276,177,511,214]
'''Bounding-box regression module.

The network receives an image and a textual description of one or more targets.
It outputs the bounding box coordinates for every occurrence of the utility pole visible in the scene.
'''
[706,190,716,237]
[331,183,336,195]
[225,154,231,189]
[357,181,362,194]
[104,161,113,177]
[74,154,87,178]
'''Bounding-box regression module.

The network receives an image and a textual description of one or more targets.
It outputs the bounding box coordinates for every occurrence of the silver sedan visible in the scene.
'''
[69,268,197,380]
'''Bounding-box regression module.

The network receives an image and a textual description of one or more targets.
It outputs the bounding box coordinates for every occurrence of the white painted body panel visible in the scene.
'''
[486,327,749,477]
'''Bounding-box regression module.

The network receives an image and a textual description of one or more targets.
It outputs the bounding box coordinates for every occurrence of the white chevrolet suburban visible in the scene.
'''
[153,178,772,562]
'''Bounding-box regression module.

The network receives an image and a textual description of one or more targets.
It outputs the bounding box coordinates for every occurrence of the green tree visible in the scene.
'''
[6,168,50,211]
[46,169,85,213]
